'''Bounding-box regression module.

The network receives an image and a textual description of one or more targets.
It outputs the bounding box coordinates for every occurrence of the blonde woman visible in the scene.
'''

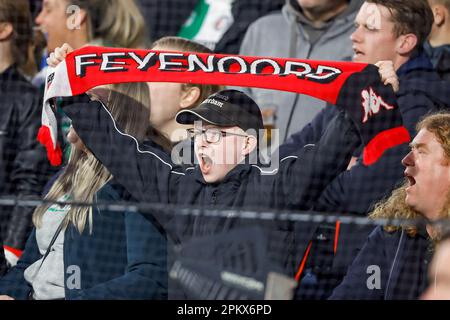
[0,83,169,300]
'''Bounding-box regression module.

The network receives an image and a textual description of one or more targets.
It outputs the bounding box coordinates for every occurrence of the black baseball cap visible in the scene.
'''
[176,89,264,135]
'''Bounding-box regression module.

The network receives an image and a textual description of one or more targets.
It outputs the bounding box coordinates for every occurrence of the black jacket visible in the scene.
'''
[0,66,52,255]
[0,246,5,276]
[329,226,432,300]
[61,94,360,280]
[62,94,358,214]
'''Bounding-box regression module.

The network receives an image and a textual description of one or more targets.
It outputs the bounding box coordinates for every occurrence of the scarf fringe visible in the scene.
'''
[37,125,62,166]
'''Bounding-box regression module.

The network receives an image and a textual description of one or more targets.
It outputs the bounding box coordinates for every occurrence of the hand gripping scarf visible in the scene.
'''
[38,46,410,166]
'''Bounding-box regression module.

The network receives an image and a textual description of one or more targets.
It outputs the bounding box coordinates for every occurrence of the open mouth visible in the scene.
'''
[198,153,213,174]
[353,48,364,57]
[405,173,416,187]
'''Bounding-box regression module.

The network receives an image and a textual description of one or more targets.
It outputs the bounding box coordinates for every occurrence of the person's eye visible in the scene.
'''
[208,130,220,137]
[417,149,426,155]
[43,4,51,13]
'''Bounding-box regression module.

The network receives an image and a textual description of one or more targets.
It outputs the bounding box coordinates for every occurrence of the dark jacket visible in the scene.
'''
[329,226,432,300]
[62,94,358,215]
[281,53,447,215]
[0,246,5,277]
[424,41,450,81]
[0,66,52,254]
[0,182,168,300]
[61,94,360,280]
[280,53,447,298]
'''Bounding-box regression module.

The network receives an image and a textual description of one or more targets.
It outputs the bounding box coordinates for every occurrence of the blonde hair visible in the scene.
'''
[70,0,148,48]
[152,36,223,106]
[370,112,450,237]
[33,82,154,233]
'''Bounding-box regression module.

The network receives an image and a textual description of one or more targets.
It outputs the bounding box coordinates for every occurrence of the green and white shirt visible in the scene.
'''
[178,0,235,50]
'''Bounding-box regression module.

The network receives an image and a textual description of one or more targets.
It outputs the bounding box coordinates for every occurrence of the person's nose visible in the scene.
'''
[67,126,79,144]
[350,27,362,44]
[35,10,44,26]
[402,150,415,168]
[201,132,211,146]
[195,132,209,148]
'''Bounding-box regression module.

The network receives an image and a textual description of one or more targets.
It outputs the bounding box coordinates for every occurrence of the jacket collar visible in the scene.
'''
[194,162,253,186]
[416,223,430,240]
[0,64,20,81]
[397,50,434,77]
[424,41,450,68]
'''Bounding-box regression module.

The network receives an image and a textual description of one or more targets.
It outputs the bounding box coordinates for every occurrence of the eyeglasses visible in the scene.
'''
[186,128,248,144]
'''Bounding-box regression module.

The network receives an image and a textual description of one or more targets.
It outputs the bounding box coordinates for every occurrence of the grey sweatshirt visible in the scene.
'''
[238,0,363,143]
[24,195,70,300]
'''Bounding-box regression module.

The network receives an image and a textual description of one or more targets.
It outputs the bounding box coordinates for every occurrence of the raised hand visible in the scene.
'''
[47,43,74,68]
[375,60,399,93]
[335,64,410,166]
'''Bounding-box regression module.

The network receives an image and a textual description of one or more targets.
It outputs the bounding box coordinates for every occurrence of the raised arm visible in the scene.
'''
[61,95,181,204]
[275,110,360,209]
[277,66,408,210]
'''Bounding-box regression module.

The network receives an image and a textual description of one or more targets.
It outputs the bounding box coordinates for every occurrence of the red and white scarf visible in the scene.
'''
[39,46,410,166]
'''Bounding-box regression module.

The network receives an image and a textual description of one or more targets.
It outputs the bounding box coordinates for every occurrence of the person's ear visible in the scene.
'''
[432,4,446,27]
[180,86,201,109]
[0,22,13,41]
[242,135,257,156]
[396,33,418,56]
[67,7,88,31]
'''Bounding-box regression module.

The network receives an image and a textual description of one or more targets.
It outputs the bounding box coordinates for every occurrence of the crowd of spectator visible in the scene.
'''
[0,0,449,300]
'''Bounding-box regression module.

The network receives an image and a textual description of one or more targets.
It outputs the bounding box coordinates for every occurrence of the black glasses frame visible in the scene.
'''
[186,128,248,143]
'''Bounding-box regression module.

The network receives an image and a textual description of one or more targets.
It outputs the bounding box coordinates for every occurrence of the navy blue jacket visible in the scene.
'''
[0,182,168,300]
[425,42,450,81]
[330,226,432,300]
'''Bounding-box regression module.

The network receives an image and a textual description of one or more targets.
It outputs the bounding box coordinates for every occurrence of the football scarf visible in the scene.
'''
[39,46,410,166]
